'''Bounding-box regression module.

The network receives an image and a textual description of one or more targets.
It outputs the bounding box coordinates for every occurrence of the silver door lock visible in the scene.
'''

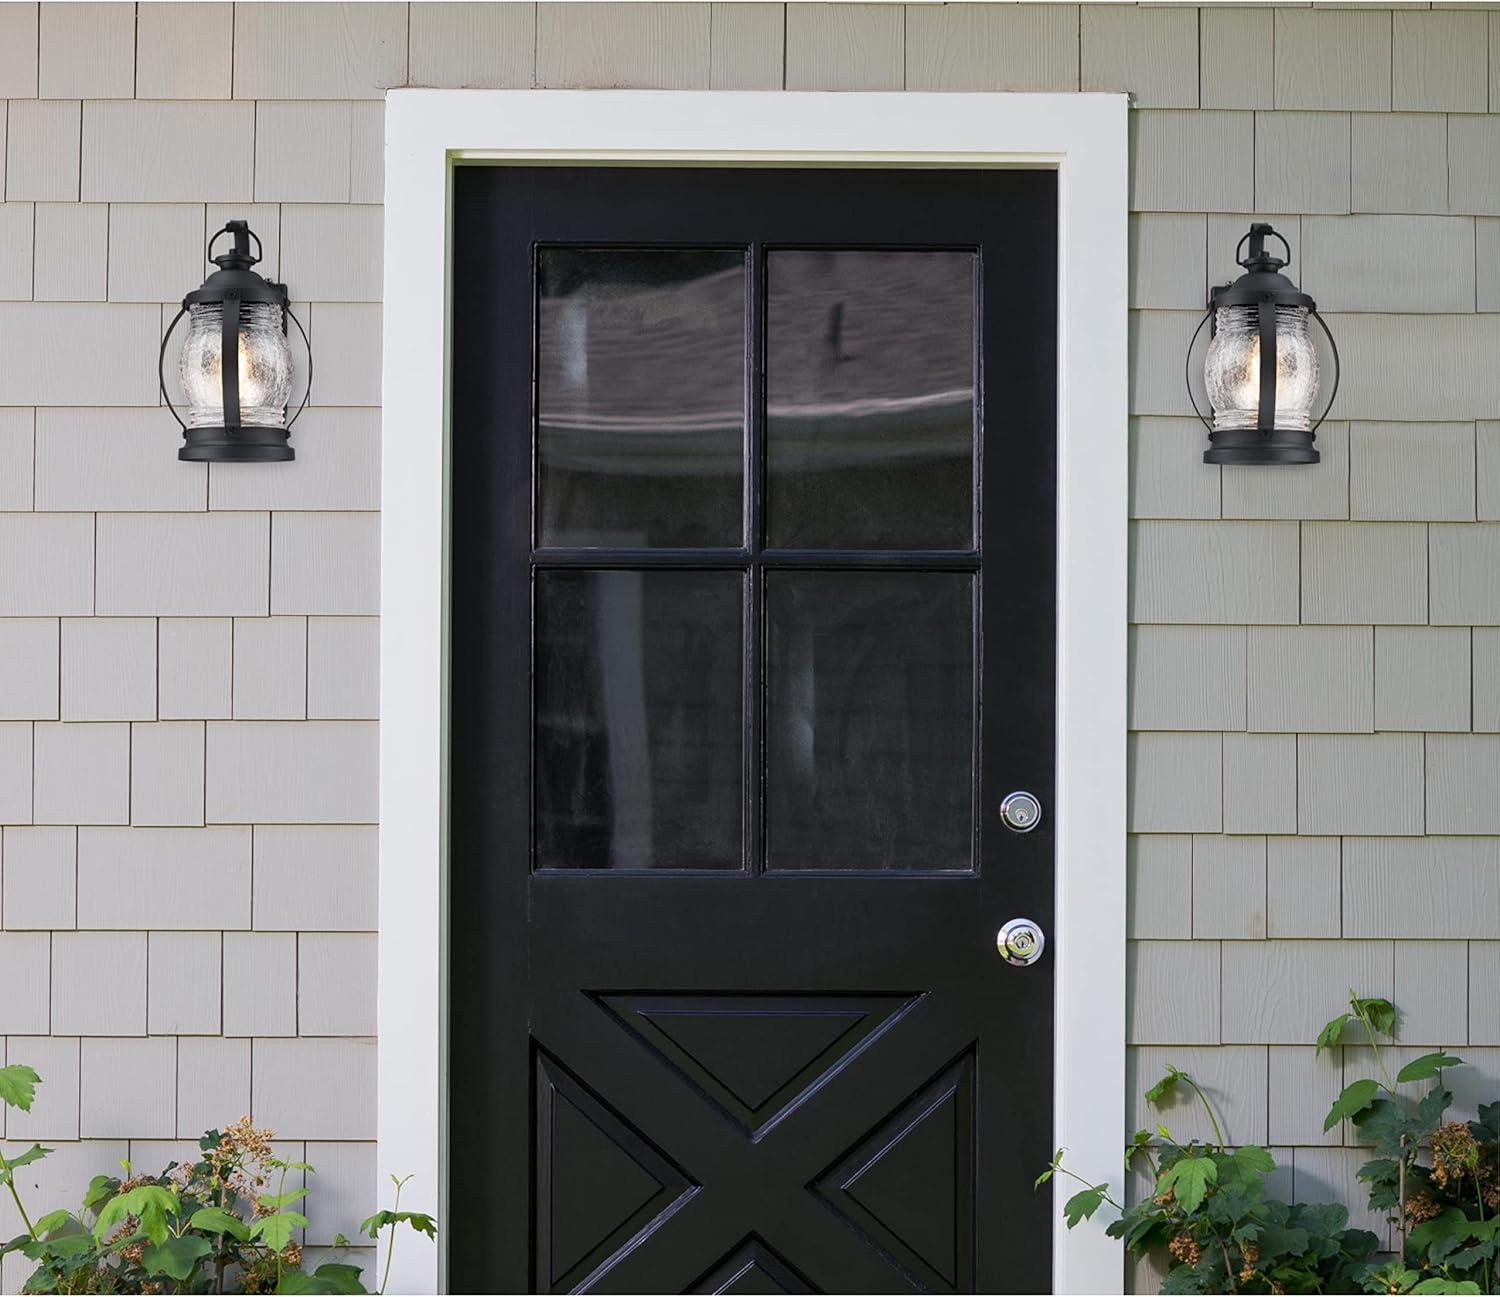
[1000,790,1042,833]
[997,918,1046,966]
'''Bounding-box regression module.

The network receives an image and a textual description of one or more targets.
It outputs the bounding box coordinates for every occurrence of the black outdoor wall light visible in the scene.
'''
[160,219,310,462]
[1188,222,1339,466]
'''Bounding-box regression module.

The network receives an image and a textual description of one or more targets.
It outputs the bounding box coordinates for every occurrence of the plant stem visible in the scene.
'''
[1050,1161,1124,1213]
[1181,1075,1228,1150]
[0,1145,39,1241]
[1473,1172,1491,1294]
[1396,1135,1408,1255]
[379,1177,403,1297]
[274,1163,287,1288]
[1353,997,1396,1094]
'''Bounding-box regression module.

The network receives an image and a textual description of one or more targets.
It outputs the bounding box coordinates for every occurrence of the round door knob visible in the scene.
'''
[1000,790,1042,833]
[997,917,1046,966]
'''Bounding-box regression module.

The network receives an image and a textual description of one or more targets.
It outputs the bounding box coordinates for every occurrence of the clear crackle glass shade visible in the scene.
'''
[1204,304,1320,432]
[178,303,293,429]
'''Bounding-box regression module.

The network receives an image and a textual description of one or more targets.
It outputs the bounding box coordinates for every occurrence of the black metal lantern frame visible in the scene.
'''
[1187,223,1340,466]
[160,220,311,463]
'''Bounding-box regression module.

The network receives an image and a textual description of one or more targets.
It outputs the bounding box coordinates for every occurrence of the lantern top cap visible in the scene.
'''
[184,218,286,310]
[1238,222,1290,273]
[209,219,262,273]
[1212,221,1314,312]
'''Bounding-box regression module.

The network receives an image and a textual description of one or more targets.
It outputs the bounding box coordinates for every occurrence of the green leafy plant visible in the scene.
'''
[0,1063,434,1295]
[1317,991,1494,1294]
[1040,1063,1380,1294]
[1040,1062,1387,1292]
[357,1175,437,1296]
[1045,992,1500,1294]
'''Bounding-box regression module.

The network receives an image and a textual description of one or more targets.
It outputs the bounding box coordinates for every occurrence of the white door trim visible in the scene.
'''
[380,88,1129,1295]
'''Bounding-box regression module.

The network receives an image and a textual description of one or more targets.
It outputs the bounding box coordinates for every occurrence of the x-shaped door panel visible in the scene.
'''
[533,991,979,1294]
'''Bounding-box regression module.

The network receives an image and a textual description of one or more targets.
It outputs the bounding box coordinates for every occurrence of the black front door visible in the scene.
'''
[449,166,1058,1295]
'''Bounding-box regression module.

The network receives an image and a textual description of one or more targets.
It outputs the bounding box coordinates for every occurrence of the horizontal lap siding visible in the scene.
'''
[0,5,1495,1295]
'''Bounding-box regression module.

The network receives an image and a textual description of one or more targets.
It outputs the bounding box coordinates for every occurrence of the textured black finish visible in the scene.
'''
[160,219,308,463]
[449,166,1058,1293]
[1193,222,1333,467]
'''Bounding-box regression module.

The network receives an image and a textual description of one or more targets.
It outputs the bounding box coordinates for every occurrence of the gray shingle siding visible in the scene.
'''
[0,6,1493,1292]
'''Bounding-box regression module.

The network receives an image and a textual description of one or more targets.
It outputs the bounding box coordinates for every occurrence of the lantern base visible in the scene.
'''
[178,427,294,463]
[1203,427,1319,466]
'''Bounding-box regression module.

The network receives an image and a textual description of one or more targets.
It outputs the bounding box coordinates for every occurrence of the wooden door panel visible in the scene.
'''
[449,165,1058,1294]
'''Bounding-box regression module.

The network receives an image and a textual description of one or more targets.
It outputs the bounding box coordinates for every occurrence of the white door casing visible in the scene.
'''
[379,88,1129,1295]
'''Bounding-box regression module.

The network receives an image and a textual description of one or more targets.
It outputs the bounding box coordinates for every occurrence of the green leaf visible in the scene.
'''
[1410,1281,1481,1295]
[275,1266,368,1296]
[1158,1155,1218,1214]
[1145,1068,1183,1104]
[1257,1224,1310,1257]
[1324,1078,1380,1132]
[1216,1144,1275,1188]
[268,1158,315,1174]
[358,1210,394,1240]
[309,1263,365,1294]
[259,1187,309,1211]
[1397,1052,1465,1083]
[1062,1186,1107,1229]
[0,1065,40,1113]
[31,1210,72,1238]
[1317,1012,1353,1054]
[93,1185,179,1247]
[1416,1087,1454,1127]
[142,1234,212,1282]
[188,1206,249,1241]
[0,1142,52,1186]
[1354,997,1397,1037]
[23,1233,94,1261]
[1472,1101,1500,1143]
[396,1211,436,1239]
[252,1209,309,1253]
[1356,1157,1399,1183]
[1408,1207,1475,1263]
[81,1175,117,1210]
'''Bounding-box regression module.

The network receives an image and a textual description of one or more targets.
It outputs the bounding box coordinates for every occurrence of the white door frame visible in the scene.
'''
[380,88,1128,1295]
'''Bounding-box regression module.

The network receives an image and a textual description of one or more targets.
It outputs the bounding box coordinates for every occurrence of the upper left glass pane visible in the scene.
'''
[536,248,747,548]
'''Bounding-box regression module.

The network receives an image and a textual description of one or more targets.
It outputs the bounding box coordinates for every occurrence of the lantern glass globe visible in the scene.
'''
[179,302,294,429]
[1204,303,1320,433]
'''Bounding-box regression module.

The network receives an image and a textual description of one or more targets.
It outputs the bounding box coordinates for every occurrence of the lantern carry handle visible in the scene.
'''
[284,305,313,430]
[1308,308,1340,437]
[208,222,263,267]
[158,305,190,433]
[1236,224,1292,270]
[1183,306,1215,434]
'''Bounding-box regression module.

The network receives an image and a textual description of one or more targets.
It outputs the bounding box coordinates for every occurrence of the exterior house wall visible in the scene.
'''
[0,1,1492,1290]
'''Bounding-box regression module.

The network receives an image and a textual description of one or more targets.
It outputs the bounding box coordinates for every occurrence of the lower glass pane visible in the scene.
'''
[534,570,744,870]
[766,572,975,871]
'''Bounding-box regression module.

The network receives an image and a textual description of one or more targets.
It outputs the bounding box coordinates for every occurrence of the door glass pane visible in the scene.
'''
[535,570,743,870]
[766,572,974,871]
[537,248,747,548]
[766,250,976,550]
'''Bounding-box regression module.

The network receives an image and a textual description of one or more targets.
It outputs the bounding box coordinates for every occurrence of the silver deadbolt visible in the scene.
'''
[1000,790,1042,833]
[997,918,1046,966]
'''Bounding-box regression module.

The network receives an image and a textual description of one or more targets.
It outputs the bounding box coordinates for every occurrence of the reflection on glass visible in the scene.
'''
[534,570,743,870]
[766,250,976,550]
[537,249,747,548]
[766,572,974,871]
